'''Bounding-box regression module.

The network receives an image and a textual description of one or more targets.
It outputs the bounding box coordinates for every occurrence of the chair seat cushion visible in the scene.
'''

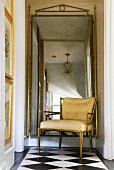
[40,120,92,132]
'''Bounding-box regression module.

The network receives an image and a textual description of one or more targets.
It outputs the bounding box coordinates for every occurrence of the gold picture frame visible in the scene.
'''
[5,79,13,144]
[5,2,14,144]
[4,0,13,17]
[5,8,13,77]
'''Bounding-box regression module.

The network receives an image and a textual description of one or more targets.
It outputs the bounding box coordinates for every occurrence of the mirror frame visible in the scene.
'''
[29,5,98,137]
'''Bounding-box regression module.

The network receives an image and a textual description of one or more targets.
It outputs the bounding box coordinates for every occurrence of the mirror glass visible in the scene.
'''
[43,17,94,115]
[31,15,96,136]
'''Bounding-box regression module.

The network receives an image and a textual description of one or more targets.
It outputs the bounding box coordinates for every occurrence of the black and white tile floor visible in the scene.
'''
[17,147,108,170]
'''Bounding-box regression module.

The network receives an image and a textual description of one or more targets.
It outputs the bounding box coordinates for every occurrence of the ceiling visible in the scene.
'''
[44,41,84,64]
[36,16,89,41]
[35,16,91,64]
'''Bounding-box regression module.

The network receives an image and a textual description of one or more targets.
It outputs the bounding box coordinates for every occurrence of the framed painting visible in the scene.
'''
[5,4,14,144]
[5,80,13,143]
[5,11,13,77]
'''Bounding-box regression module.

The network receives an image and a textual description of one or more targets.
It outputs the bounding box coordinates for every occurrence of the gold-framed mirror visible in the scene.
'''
[29,5,97,137]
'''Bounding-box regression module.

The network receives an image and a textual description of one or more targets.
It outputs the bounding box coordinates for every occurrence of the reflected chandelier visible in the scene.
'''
[62,53,74,78]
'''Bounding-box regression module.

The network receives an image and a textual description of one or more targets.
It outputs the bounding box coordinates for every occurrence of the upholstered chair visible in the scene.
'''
[38,97,96,159]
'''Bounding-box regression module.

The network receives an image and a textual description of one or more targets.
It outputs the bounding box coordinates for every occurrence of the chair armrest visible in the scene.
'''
[44,111,60,114]
[86,112,94,124]
[44,111,60,120]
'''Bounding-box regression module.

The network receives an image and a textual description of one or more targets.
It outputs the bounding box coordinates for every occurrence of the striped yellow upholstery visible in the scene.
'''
[40,120,92,132]
[62,97,95,121]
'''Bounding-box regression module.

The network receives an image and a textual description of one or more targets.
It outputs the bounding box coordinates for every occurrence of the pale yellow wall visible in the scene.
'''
[28,0,96,15]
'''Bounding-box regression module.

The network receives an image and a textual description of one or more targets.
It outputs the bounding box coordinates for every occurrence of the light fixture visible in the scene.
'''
[52,55,56,58]
[61,53,74,78]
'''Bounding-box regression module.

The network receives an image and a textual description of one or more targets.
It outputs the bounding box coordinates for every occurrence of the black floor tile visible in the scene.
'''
[22,163,59,170]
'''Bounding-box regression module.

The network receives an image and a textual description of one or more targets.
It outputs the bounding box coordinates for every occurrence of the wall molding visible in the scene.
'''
[5,146,14,155]
[5,146,14,170]
[104,0,114,160]
[0,161,7,170]
[14,0,25,152]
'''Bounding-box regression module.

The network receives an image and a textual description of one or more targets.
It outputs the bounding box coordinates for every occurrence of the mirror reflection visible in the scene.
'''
[31,15,95,136]
[44,16,93,119]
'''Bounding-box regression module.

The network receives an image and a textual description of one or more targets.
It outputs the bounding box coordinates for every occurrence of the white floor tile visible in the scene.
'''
[86,162,108,170]
[25,153,42,159]
[82,156,101,161]
[45,160,82,168]
[46,154,78,160]
[20,160,41,166]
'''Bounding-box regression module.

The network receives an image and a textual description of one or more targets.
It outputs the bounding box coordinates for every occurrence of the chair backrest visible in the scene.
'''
[61,97,95,121]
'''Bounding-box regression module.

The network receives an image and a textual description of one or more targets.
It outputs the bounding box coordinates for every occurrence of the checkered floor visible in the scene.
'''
[18,147,108,170]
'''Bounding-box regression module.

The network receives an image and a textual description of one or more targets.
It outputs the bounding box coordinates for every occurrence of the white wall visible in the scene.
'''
[104,0,114,160]
[0,0,26,168]
[14,0,25,152]
[0,1,6,169]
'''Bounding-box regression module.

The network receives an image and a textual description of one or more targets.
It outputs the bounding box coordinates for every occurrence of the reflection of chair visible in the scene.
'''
[43,111,60,135]
[44,111,60,120]
[38,97,96,159]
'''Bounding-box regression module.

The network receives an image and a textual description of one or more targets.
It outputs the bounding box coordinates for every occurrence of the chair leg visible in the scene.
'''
[59,131,62,149]
[38,128,40,153]
[89,131,93,151]
[79,131,83,159]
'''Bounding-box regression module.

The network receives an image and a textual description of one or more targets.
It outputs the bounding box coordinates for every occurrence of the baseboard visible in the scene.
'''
[0,161,7,170]
[5,146,14,170]
[25,136,96,148]
[96,137,104,157]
